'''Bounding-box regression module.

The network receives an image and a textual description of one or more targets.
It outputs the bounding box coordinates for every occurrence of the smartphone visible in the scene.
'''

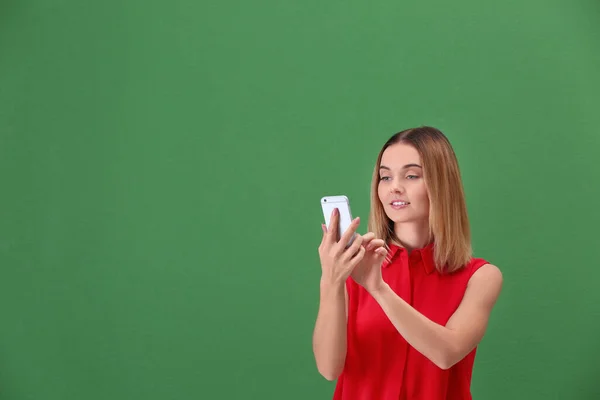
[321,195,357,248]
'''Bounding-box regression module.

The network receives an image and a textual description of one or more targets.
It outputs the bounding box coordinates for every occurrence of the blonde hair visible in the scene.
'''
[367,126,472,273]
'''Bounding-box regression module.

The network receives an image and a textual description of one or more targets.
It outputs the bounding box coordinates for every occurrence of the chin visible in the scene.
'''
[390,217,415,224]
[386,211,425,224]
[386,213,412,223]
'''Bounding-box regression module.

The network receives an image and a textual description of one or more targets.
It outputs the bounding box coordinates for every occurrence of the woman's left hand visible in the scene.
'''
[351,232,388,293]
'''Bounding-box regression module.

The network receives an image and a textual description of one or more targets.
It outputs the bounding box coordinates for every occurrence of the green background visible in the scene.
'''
[1,0,599,399]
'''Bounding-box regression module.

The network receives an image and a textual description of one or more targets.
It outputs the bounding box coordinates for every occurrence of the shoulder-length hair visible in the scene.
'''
[367,126,472,273]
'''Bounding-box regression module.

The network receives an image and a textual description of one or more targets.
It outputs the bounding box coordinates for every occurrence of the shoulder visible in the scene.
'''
[469,261,503,284]
[465,262,503,307]
[464,257,501,279]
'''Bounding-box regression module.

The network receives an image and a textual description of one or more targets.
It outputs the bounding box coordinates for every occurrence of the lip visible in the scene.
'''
[390,200,410,210]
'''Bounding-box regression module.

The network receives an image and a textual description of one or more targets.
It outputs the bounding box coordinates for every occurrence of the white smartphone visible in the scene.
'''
[321,195,357,248]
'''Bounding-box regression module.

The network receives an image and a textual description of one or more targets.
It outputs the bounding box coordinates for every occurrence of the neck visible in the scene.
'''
[392,220,430,253]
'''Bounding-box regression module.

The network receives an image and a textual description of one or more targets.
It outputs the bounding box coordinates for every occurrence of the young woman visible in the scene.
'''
[313,126,503,399]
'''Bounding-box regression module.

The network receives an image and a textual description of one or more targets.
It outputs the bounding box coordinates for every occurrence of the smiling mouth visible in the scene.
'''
[391,201,410,209]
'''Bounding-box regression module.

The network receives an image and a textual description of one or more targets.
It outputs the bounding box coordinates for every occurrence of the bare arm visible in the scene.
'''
[312,209,363,381]
[312,212,386,380]
[312,280,348,381]
[369,263,503,370]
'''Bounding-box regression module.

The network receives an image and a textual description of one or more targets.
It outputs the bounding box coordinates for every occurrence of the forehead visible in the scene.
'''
[380,143,421,168]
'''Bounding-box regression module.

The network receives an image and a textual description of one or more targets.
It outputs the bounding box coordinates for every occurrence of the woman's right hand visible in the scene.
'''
[318,208,365,287]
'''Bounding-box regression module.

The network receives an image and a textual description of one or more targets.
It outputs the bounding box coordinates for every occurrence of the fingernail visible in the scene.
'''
[334,208,339,216]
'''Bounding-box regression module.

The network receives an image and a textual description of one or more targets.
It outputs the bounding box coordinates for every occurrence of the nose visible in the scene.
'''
[389,183,404,194]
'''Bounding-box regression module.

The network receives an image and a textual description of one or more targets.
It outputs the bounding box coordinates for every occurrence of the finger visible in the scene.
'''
[375,247,387,258]
[327,208,340,243]
[361,232,375,247]
[343,233,363,259]
[349,246,366,267]
[338,216,360,249]
[320,224,327,245]
[366,238,385,251]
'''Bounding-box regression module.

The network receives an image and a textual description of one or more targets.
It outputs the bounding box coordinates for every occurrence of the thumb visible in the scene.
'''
[320,224,328,246]
[375,247,387,259]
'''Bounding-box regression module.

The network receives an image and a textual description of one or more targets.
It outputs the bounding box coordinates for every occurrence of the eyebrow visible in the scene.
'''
[379,163,422,170]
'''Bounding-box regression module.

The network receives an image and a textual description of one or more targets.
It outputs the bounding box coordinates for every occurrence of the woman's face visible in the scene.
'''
[377,143,430,224]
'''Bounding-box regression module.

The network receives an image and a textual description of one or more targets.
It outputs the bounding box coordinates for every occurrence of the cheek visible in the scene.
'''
[415,185,430,207]
[377,183,385,202]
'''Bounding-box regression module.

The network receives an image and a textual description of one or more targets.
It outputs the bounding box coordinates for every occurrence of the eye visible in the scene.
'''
[406,175,419,180]
[379,176,390,181]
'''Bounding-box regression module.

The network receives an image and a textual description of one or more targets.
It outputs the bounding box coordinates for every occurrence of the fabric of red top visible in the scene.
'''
[332,242,490,400]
